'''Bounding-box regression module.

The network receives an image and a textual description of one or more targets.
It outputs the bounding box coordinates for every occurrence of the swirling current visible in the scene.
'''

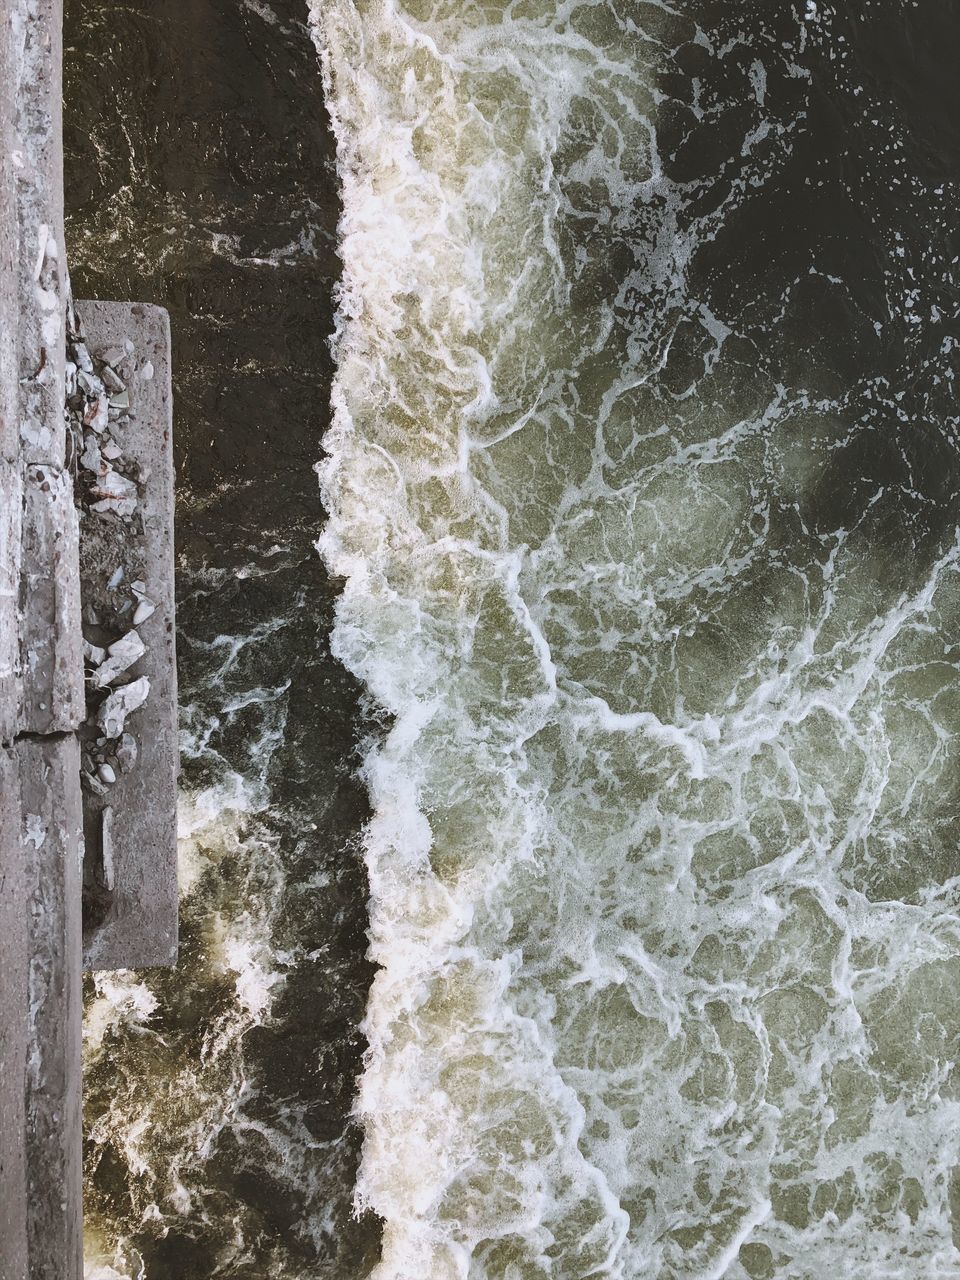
[312,1,960,1277]
[68,1,960,1278]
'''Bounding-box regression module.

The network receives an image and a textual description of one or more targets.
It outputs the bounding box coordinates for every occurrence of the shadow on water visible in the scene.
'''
[63,1,381,1275]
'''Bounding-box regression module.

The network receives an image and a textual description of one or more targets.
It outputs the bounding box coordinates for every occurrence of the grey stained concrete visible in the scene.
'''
[18,462,83,736]
[1,2,178,1273]
[20,734,84,1280]
[79,300,178,970]
[14,0,67,471]
[0,748,29,1280]
[2,3,83,1277]
[1,3,88,1277]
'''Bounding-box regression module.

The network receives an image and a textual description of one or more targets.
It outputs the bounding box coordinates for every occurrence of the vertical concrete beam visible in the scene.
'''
[78,302,179,969]
[0,748,28,1280]
[12,0,66,468]
[0,0,23,747]
[1,11,31,1279]
[17,463,83,736]
[0,463,21,745]
[2,4,86,1277]
[19,734,83,1280]
[0,2,20,467]
[10,0,82,741]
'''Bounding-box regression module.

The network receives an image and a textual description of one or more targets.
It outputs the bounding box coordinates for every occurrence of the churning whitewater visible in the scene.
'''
[312,1,960,1277]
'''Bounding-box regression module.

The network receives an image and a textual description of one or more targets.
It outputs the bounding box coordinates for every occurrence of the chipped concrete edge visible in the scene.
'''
[77,300,179,971]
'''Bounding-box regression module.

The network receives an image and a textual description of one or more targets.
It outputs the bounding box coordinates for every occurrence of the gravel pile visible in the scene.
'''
[66,314,155,797]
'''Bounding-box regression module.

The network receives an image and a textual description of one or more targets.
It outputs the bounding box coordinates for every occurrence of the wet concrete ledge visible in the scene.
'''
[1,2,178,1276]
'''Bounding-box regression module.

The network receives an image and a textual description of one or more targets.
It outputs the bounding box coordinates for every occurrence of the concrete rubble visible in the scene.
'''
[1,2,178,1277]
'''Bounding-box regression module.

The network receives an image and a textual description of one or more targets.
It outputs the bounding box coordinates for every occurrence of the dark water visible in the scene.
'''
[63,2,380,1276]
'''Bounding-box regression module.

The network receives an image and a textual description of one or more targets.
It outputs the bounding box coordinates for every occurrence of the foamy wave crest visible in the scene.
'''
[311,2,960,1276]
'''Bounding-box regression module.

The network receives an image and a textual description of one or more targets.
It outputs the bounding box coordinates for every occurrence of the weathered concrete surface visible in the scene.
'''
[9,0,83,740]
[1,0,36,1267]
[79,301,178,970]
[13,0,67,469]
[0,462,21,745]
[2,4,85,1278]
[19,734,83,1280]
[1,3,22,746]
[0,748,28,1280]
[1,0,177,1270]
[18,463,83,735]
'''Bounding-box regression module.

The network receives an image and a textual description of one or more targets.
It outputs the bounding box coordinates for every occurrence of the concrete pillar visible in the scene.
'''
[13,0,67,469]
[0,749,28,1280]
[19,735,84,1280]
[0,7,29,1279]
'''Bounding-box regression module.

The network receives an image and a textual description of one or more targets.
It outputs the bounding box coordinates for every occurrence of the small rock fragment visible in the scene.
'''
[133,597,156,626]
[140,360,154,381]
[100,365,125,393]
[109,389,130,410]
[90,466,138,516]
[98,763,117,785]
[79,433,101,472]
[99,808,116,891]
[101,439,122,460]
[91,629,146,689]
[83,640,106,666]
[74,342,94,373]
[97,676,150,738]
[81,771,107,798]
[116,733,138,772]
[83,394,109,433]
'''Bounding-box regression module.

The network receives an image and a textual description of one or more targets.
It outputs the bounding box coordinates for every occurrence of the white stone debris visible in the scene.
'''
[83,640,106,667]
[133,597,156,626]
[116,733,138,773]
[97,676,150,738]
[90,629,146,689]
[74,342,94,373]
[97,763,116,785]
[79,434,101,472]
[90,466,138,517]
[100,364,125,393]
[83,393,109,434]
[140,360,154,381]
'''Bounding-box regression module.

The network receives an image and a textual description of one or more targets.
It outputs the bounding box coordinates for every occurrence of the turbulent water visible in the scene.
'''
[63,3,379,1275]
[311,1,960,1277]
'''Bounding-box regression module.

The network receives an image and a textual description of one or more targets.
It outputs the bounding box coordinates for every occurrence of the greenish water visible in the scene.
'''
[312,1,960,1276]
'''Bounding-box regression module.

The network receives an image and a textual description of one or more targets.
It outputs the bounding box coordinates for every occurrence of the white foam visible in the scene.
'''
[310,1,960,1275]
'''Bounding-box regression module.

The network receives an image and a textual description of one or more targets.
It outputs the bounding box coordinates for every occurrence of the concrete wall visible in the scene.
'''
[2,3,87,1278]
[1,5,178,1276]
